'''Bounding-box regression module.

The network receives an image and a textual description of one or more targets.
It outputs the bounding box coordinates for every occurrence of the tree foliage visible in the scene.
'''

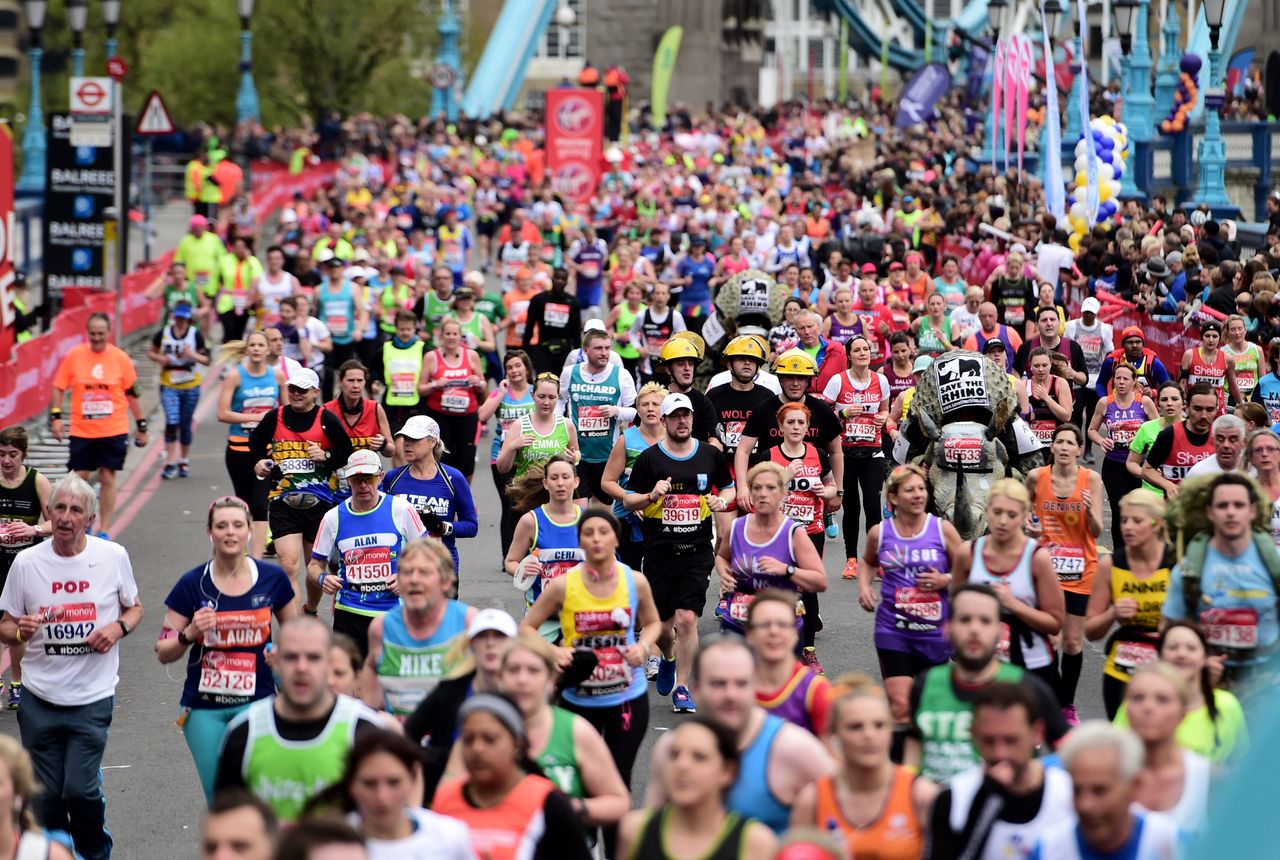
[12,0,439,131]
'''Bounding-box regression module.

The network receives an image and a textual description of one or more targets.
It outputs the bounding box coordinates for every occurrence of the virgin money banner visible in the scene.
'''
[545,88,603,204]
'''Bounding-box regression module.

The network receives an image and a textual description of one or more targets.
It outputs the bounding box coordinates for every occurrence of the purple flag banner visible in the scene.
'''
[895,62,953,128]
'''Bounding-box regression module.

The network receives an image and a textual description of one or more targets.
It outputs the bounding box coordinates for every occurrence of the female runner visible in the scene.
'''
[763,402,837,656]
[911,292,952,357]
[1084,489,1174,719]
[522,510,661,792]
[1121,662,1212,838]
[1026,424,1102,723]
[790,676,933,860]
[607,282,646,380]
[822,287,859,347]
[1181,320,1240,411]
[715,462,827,665]
[951,478,1064,690]
[1246,429,1280,547]
[1023,347,1074,448]
[1087,363,1157,547]
[601,382,667,572]
[858,464,962,731]
[158,495,297,800]
[431,694,593,860]
[1224,314,1264,404]
[1127,381,1185,495]
[477,350,535,560]
[504,456,585,641]
[0,737,74,859]
[216,332,284,557]
[420,318,486,482]
[617,718,777,860]
[495,373,579,479]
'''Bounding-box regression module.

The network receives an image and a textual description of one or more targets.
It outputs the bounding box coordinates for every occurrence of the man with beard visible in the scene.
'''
[926,681,1074,860]
[1094,327,1171,401]
[906,584,1067,784]
[656,339,716,441]
[1031,723,1179,860]
[644,636,832,834]
[707,336,777,482]
[1140,383,1218,496]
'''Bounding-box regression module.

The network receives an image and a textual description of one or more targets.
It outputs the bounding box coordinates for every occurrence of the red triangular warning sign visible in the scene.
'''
[136,90,175,136]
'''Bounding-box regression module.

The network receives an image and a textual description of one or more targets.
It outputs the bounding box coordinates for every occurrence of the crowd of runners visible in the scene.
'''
[3,96,1280,860]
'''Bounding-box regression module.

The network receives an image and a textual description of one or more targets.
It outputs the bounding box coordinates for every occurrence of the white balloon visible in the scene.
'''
[1098,162,1115,181]
[1075,154,1089,172]
[1107,179,1122,197]
[1070,201,1086,219]
[1075,138,1089,157]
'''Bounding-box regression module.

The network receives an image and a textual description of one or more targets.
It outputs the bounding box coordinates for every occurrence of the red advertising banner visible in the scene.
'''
[0,126,15,363]
[545,88,603,204]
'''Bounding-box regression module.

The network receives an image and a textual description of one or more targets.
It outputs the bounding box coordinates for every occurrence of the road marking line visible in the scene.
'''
[101,765,132,770]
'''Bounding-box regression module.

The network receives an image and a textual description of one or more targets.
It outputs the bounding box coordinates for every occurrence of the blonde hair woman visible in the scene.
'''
[950,479,1064,690]
[0,736,74,858]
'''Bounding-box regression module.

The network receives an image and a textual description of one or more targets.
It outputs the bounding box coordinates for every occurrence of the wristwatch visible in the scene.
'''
[835,489,845,497]
[117,619,131,637]
[786,564,796,577]
[177,628,193,646]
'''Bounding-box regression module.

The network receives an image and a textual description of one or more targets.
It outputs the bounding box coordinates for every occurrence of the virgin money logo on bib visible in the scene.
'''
[555,97,595,134]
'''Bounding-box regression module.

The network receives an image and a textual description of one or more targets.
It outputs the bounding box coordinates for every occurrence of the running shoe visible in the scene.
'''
[801,647,825,675]
[161,463,178,480]
[646,655,660,680]
[656,657,677,696]
[842,558,858,580]
[178,462,191,478]
[672,685,696,713]
[1061,704,1080,727]
[6,682,19,710]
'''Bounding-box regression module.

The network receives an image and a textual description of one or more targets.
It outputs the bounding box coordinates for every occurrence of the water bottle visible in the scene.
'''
[825,817,848,859]
[824,512,839,539]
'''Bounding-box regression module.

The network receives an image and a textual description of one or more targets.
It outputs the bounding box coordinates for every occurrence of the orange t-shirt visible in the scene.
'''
[814,767,923,860]
[54,343,138,439]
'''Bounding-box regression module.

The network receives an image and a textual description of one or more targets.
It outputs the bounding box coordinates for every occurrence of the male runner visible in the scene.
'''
[559,328,636,504]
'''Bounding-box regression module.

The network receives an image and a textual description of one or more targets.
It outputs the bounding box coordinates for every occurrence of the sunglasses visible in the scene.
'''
[287,385,311,394]
[536,372,560,382]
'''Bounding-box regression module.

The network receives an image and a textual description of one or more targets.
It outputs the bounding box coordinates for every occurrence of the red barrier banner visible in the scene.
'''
[545,89,603,205]
[0,126,15,362]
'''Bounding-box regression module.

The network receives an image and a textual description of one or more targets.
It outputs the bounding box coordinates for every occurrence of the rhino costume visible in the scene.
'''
[895,350,1047,539]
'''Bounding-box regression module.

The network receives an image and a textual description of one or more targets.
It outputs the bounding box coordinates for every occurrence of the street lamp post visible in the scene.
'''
[1114,0,1154,199]
[978,0,1008,166]
[16,0,47,195]
[102,0,119,58]
[1152,0,1181,121]
[236,0,260,123]
[67,0,87,77]
[430,0,462,121]
[1037,0,1065,186]
[1193,0,1232,209]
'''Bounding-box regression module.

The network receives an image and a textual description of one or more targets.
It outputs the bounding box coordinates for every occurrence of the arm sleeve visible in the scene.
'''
[671,311,687,333]
[449,470,479,538]
[213,720,250,794]
[116,548,141,607]
[1070,342,1087,375]
[1095,357,1115,398]
[712,446,734,489]
[1162,562,1188,620]
[1152,359,1171,384]
[393,498,427,540]
[310,509,339,561]
[821,374,842,402]
[533,792,594,860]
[1143,425,1176,470]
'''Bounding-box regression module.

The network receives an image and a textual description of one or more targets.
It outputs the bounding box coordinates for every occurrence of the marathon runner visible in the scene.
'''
[495,372,578,478]
[707,335,776,482]
[504,455,585,641]
[308,449,426,656]
[1139,382,1218,498]
[380,310,426,466]
[624,393,735,713]
[420,318,486,483]
[523,268,582,374]
[148,300,211,480]
[655,338,717,440]
[158,495,296,799]
[560,328,636,504]
[601,382,667,573]
[630,282,685,383]
[478,351,536,559]
[742,590,833,734]
[1224,313,1264,406]
[1087,364,1157,547]
[0,426,49,711]
[324,360,394,494]
[49,313,149,539]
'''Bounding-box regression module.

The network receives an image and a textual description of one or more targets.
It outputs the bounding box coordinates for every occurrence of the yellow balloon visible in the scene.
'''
[1075,169,1088,187]
[1069,215,1086,233]
[1069,233,1082,251]
[1099,182,1115,203]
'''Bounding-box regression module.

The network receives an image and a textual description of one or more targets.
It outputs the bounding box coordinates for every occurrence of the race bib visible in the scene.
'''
[277,458,313,475]
[1202,607,1258,649]
[583,645,629,691]
[662,494,703,526]
[579,260,600,278]
[41,603,97,656]
[327,314,350,337]
[843,413,879,446]
[167,368,195,385]
[722,420,746,449]
[895,587,942,622]
[1031,420,1057,444]
[240,398,274,431]
[577,405,612,434]
[942,436,983,468]
[390,373,417,398]
[81,391,114,419]
[195,272,211,286]
[198,651,258,698]
[783,496,818,524]
[1003,304,1025,326]
[1050,545,1086,582]
[232,292,250,312]
[204,608,271,649]
[727,591,754,623]
[0,519,34,548]
[441,392,471,413]
[1115,639,1158,669]
[546,302,571,328]
[345,546,394,591]
[1110,419,1142,447]
[1237,370,1257,392]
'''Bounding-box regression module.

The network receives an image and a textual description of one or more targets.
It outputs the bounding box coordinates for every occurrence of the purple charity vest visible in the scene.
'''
[718,516,799,634]
[876,514,950,641]
[1103,397,1148,463]
[828,316,860,346]
[760,663,823,734]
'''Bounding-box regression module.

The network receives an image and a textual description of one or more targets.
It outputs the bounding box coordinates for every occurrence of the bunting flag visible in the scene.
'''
[1004,35,1017,169]
[1016,36,1032,173]
[1078,0,1100,224]
[992,37,1005,173]
[1040,0,1066,219]
[650,26,684,130]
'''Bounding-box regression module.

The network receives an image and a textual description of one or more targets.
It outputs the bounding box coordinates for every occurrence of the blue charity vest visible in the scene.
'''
[229,363,280,439]
[567,363,622,464]
[333,494,412,617]
[726,714,791,833]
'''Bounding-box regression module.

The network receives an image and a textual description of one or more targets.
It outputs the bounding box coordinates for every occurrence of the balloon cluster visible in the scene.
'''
[1062,116,1129,251]
[1160,53,1202,134]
